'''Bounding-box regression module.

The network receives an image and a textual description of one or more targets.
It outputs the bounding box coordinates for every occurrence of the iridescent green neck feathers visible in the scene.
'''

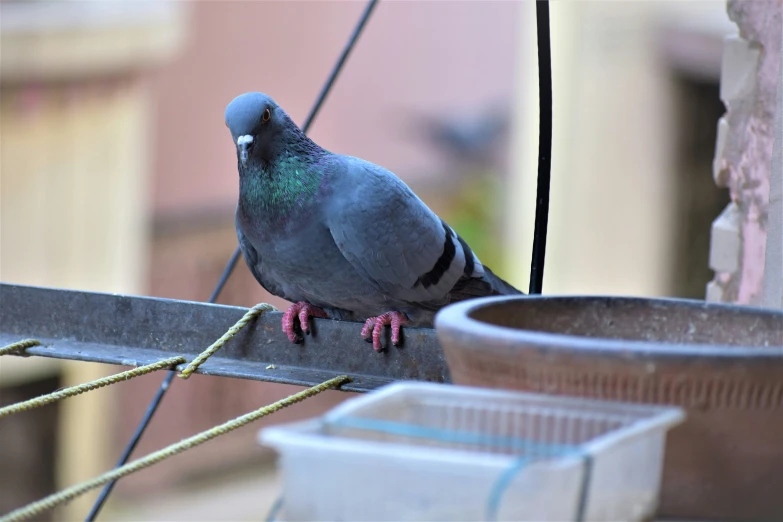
[239,153,324,219]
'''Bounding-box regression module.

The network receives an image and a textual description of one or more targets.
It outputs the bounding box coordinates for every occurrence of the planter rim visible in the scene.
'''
[434,294,783,360]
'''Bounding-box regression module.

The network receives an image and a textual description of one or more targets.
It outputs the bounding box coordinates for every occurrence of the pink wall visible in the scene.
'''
[149,1,518,215]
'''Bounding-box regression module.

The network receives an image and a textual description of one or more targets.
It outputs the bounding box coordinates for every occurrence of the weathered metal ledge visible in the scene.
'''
[0,283,449,392]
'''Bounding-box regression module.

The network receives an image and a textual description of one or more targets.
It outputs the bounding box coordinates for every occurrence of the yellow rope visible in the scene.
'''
[0,356,185,419]
[0,374,351,522]
[179,303,277,380]
[0,339,40,356]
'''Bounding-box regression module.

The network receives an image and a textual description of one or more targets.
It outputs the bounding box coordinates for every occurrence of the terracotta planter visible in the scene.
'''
[435,295,783,522]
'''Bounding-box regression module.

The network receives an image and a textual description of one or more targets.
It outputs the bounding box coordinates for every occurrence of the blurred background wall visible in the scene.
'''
[1,2,186,518]
[509,1,734,298]
[0,1,736,520]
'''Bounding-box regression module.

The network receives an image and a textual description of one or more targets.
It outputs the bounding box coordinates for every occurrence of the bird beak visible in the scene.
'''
[237,135,253,168]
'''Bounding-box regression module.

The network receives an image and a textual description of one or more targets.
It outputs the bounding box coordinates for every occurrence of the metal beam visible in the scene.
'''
[0,283,450,392]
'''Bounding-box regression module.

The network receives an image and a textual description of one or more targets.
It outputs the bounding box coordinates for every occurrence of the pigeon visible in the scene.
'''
[224,92,523,352]
[407,108,510,166]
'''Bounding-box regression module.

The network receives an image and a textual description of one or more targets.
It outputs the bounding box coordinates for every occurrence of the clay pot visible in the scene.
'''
[435,295,783,522]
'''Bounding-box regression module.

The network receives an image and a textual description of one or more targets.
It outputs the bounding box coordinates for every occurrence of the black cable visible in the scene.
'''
[85,2,379,519]
[301,0,379,135]
[84,371,175,521]
[528,0,553,295]
[207,247,243,304]
[86,246,243,520]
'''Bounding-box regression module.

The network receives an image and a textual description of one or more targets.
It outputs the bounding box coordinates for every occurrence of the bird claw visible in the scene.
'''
[282,302,328,343]
[361,312,408,352]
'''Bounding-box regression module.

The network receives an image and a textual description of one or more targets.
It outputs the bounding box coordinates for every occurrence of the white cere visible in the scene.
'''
[237,135,254,146]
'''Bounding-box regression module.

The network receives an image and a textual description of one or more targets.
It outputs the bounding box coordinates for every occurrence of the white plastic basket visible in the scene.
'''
[259,382,684,522]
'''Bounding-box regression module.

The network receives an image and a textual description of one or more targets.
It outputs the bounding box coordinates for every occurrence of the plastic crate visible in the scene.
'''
[259,382,684,522]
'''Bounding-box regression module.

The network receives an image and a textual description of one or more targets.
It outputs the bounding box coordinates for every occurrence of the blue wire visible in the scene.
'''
[328,417,577,455]
[265,495,284,522]
[326,416,584,522]
[485,456,531,522]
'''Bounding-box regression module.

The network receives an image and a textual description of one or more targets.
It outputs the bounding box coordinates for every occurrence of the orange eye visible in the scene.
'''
[262,108,271,123]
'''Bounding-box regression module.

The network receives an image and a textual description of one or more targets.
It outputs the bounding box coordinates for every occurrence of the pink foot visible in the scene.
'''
[282,301,328,343]
[361,312,409,352]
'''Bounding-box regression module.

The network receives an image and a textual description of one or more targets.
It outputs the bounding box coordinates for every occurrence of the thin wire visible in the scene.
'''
[574,454,594,522]
[528,0,553,295]
[265,496,284,522]
[302,0,379,135]
[85,2,380,519]
[208,247,243,304]
[84,370,175,521]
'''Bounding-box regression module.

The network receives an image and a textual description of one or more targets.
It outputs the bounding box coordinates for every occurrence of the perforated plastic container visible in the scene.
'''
[259,382,684,522]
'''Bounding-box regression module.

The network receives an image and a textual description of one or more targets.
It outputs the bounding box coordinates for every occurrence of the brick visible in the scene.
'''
[705,280,725,303]
[720,35,760,103]
[713,116,730,187]
[710,202,741,273]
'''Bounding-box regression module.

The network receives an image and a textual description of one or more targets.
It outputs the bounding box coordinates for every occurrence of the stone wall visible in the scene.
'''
[708,0,782,306]
[764,20,783,308]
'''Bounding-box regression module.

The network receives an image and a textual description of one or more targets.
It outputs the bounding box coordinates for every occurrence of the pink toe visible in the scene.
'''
[298,308,311,333]
[361,318,375,338]
[372,321,384,352]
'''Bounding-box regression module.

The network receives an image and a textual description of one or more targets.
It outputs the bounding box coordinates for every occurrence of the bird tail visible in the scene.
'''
[483,266,525,295]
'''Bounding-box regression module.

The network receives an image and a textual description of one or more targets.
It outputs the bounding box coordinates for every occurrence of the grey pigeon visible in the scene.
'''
[408,108,509,165]
[224,92,523,352]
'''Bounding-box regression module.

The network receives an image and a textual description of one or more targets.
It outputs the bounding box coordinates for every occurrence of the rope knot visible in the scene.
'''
[179,302,276,380]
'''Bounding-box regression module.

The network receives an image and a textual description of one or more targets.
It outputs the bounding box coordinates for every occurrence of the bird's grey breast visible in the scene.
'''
[238,207,370,307]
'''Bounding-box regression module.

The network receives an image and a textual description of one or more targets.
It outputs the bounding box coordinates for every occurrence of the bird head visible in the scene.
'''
[224,92,283,168]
